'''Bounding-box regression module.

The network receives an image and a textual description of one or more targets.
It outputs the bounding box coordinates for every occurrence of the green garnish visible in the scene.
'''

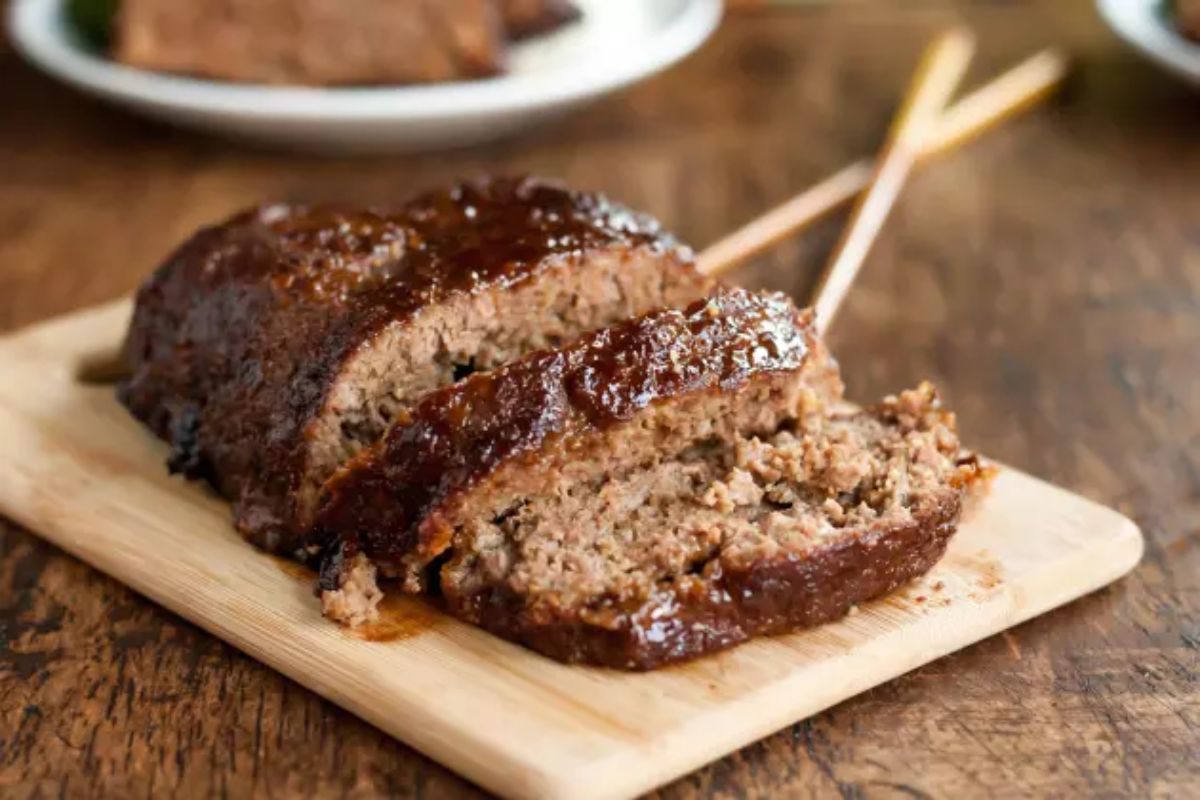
[67,0,119,49]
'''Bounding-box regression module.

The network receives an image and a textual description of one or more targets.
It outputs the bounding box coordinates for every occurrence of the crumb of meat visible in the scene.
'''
[320,552,382,627]
[824,436,876,493]
[821,497,846,524]
[880,381,949,430]
[701,468,763,512]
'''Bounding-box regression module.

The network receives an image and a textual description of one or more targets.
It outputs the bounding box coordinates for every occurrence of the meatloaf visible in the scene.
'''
[315,288,838,624]
[316,287,980,667]
[442,384,978,668]
[119,177,708,557]
[113,0,507,86]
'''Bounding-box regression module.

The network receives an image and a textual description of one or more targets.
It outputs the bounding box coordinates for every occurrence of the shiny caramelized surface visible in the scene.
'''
[119,176,689,550]
[220,176,679,309]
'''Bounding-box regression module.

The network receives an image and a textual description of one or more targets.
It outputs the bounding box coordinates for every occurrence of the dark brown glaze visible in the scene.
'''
[118,176,689,554]
[450,495,963,670]
[316,287,815,580]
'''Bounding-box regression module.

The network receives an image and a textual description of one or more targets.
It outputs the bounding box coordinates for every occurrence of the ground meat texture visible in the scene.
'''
[319,552,383,628]
[317,288,979,667]
[119,176,709,556]
[315,287,844,615]
[442,383,980,669]
[113,0,508,86]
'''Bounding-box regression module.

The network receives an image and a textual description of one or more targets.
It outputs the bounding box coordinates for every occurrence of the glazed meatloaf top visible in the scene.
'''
[316,287,839,590]
[119,176,700,553]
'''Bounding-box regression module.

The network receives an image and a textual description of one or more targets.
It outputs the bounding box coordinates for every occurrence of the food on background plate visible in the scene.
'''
[69,0,580,86]
[1174,0,1200,42]
[499,0,581,38]
[119,177,980,669]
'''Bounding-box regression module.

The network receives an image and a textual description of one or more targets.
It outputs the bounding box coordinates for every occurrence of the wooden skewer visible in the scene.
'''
[696,47,1068,283]
[811,27,976,335]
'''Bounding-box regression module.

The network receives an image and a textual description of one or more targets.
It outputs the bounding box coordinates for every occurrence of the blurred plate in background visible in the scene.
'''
[1098,0,1200,87]
[8,0,723,153]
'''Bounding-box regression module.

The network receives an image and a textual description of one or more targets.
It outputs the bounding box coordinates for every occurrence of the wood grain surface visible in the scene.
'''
[1,1,1198,797]
[0,297,1144,800]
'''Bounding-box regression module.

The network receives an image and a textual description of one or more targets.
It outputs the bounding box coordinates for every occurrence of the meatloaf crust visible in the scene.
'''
[119,176,701,554]
[316,287,837,591]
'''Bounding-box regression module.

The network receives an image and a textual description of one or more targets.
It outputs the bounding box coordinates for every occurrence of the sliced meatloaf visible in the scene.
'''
[441,384,979,668]
[119,177,708,556]
[114,0,507,86]
[498,0,580,38]
[316,288,981,667]
[315,287,844,624]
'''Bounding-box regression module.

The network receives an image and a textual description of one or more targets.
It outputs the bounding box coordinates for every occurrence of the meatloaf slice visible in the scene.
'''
[315,286,844,625]
[119,177,708,556]
[441,384,979,668]
[114,0,506,86]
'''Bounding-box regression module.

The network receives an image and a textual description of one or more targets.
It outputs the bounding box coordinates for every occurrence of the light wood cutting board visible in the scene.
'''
[0,300,1144,800]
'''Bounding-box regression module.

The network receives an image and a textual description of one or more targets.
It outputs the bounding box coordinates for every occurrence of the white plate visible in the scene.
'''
[8,0,723,153]
[1098,0,1200,87]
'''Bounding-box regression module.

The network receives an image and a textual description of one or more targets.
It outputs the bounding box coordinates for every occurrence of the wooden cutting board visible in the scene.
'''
[0,300,1143,800]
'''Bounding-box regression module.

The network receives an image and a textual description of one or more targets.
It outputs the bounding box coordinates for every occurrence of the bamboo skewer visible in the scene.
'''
[929,48,1066,155]
[810,27,976,334]
[696,47,1068,283]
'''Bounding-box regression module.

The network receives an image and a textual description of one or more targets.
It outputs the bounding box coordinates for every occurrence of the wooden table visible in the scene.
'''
[2,2,1198,797]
